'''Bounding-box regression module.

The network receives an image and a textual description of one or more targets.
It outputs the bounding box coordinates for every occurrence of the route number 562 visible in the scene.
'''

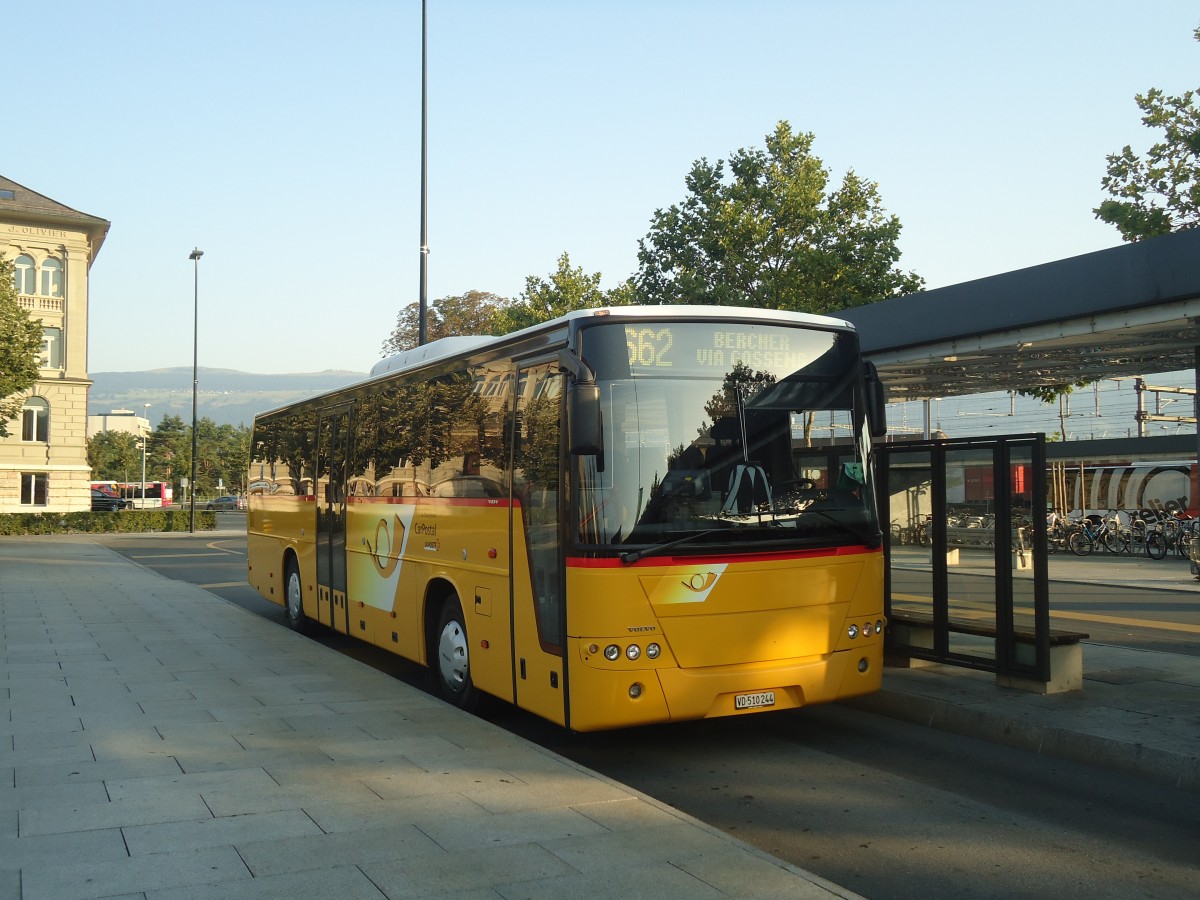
[626,327,674,368]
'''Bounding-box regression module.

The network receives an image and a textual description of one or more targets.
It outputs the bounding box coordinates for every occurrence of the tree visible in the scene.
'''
[1018,382,1090,442]
[636,121,924,313]
[86,415,252,497]
[87,430,141,483]
[494,252,635,334]
[381,290,509,356]
[0,254,44,437]
[1095,26,1200,241]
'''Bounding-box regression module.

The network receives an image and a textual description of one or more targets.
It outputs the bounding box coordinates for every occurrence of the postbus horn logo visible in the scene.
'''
[682,571,718,592]
[362,515,404,577]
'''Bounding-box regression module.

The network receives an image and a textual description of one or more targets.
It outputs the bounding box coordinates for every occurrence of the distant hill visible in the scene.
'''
[89,367,368,427]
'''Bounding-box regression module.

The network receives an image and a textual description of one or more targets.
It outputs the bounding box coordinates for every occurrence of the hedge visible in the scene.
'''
[0,509,218,536]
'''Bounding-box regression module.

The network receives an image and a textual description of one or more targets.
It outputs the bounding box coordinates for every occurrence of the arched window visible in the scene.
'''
[13,255,35,295]
[22,397,49,443]
[40,257,63,298]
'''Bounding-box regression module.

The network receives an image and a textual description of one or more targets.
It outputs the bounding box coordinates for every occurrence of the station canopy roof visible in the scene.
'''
[843,228,1200,402]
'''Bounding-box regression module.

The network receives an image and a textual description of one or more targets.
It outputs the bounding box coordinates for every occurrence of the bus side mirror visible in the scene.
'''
[865,362,887,438]
[568,382,603,457]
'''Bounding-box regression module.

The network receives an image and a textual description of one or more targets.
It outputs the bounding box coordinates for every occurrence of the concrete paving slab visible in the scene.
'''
[20,845,249,900]
[145,865,387,900]
[122,808,322,856]
[360,841,584,899]
[17,794,214,838]
[14,756,184,789]
[0,827,128,869]
[234,823,444,878]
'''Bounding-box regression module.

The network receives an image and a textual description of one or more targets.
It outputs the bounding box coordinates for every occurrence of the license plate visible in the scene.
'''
[734,690,775,710]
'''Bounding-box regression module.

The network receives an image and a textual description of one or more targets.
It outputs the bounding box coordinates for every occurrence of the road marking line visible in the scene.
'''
[199,581,247,589]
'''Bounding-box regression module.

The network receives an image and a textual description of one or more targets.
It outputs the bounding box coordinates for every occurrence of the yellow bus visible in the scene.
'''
[246,306,888,731]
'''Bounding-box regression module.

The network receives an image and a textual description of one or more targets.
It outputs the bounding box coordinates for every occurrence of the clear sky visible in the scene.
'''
[7,0,1198,375]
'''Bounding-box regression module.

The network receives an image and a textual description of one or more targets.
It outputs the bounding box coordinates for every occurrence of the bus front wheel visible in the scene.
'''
[434,594,480,712]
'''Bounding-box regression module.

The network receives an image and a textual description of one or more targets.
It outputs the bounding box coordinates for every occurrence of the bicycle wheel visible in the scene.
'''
[1146,531,1168,560]
[1102,529,1126,554]
[1068,531,1093,556]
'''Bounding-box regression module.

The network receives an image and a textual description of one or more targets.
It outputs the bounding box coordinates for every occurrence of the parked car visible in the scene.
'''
[205,495,244,511]
[91,488,126,512]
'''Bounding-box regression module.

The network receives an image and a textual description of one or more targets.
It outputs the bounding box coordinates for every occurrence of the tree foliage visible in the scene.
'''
[1096,26,1200,241]
[635,121,924,313]
[494,252,634,334]
[0,254,44,437]
[381,290,509,356]
[87,414,252,499]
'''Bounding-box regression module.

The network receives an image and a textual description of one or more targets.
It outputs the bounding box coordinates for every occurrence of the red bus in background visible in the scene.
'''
[117,481,174,509]
[91,481,121,498]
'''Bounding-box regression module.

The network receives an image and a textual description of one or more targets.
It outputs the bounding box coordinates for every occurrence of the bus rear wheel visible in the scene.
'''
[434,594,480,712]
[284,559,309,633]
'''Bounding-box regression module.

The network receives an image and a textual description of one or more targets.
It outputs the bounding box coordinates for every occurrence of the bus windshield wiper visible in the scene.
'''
[620,528,728,565]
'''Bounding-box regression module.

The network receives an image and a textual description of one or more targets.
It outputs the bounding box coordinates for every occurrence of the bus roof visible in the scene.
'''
[368,305,856,379]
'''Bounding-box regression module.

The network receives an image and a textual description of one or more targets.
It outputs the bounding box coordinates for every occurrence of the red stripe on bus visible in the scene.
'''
[566,545,877,568]
[345,496,512,509]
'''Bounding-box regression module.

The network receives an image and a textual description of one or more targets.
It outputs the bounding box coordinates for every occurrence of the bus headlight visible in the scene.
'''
[604,644,621,661]
[626,644,641,661]
[646,642,661,659]
[848,624,859,639]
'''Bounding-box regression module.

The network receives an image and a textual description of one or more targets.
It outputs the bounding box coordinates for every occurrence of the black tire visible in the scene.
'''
[1146,531,1168,560]
[433,594,481,712]
[1068,531,1093,556]
[1102,529,1126,554]
[284,558,309,633]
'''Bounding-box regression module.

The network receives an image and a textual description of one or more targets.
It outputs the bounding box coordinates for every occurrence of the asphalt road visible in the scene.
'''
[96,522,1200,899]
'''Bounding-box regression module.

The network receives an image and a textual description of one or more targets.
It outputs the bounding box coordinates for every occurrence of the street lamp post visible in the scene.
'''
[140,403,150,510]
[188,248,203,532]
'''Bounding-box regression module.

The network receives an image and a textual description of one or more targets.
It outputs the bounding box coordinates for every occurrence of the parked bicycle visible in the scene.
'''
[1067,511,1124,556]
[1121,514,1168,560]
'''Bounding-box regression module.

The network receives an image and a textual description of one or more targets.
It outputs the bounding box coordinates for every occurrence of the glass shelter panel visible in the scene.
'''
[945,446,998,664]
[1007,443,1039,663]
[885,447,935,620]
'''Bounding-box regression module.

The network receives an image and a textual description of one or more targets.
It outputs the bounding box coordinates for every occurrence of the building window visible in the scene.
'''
[13,254,35,295]
[41,327,62,369]
[22,397,50,442]
[40,257,63,298]
[20,473,48,506]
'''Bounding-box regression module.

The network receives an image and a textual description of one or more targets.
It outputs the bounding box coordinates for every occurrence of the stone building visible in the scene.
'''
[1,176,109,512]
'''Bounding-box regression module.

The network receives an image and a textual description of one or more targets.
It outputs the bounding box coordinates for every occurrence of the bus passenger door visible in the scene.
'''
[510,362,566,726]
[316,407,350,633]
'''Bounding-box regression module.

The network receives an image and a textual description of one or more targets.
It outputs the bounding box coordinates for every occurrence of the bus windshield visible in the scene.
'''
[575,320,880,554]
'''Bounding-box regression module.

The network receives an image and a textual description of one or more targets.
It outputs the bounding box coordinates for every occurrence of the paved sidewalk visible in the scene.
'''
[0,537,857,900]
[3,536,1198,899]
